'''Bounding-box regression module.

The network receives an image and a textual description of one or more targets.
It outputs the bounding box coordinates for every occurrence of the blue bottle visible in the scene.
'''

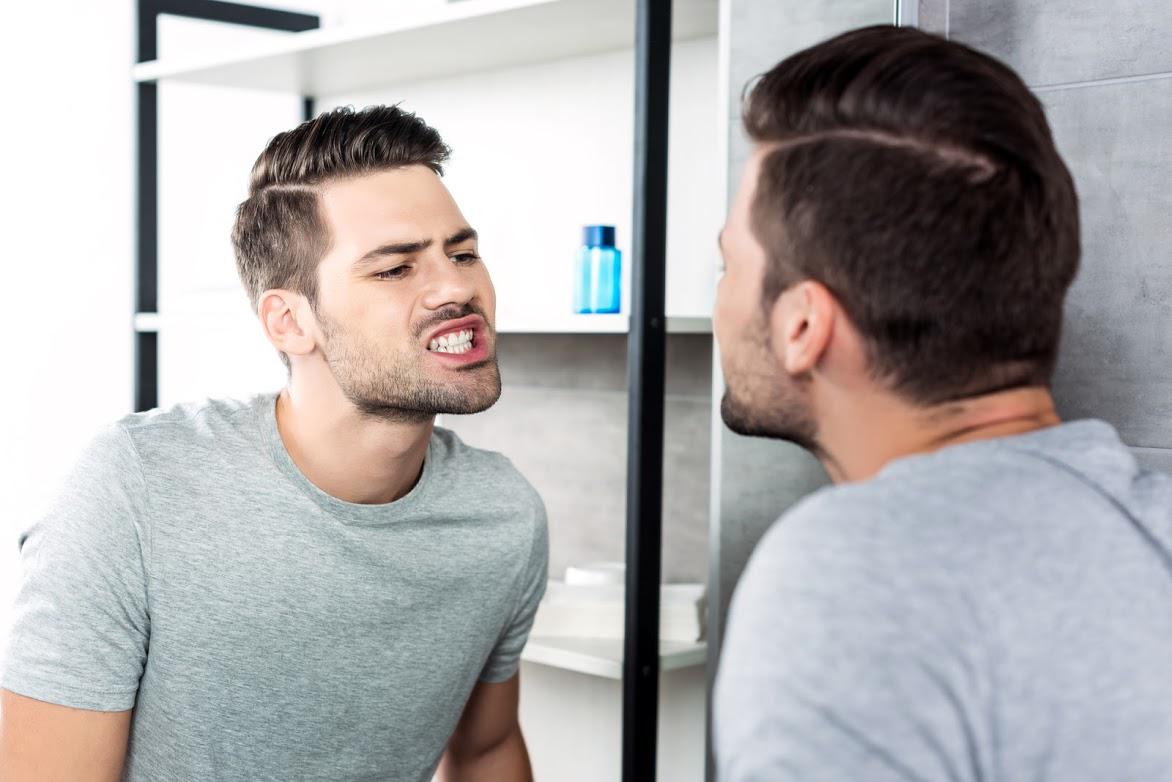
[574,225,622,314]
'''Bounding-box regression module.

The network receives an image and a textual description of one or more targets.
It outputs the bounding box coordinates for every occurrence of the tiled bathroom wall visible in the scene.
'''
[922,0,1172,470]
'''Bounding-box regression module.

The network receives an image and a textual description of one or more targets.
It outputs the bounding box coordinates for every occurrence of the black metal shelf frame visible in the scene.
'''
[134,2,673,779]
[135,0,319,412]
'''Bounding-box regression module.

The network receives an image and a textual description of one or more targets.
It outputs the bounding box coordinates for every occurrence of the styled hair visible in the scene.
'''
[230,105,450,368]
[744,25,1080,404]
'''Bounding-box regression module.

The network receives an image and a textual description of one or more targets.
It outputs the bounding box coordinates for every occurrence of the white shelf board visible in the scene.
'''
[521,636,707,679]
[661,316,712,335]
[133,312,161,333]
[133,0,718,94]
[496,315,711,334]
[133,311,711,335]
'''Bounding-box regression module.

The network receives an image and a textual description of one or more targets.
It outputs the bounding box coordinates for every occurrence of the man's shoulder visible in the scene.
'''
[770,478,921,547]
[117,395,260,437]
[113,395,264,457]
[754,420,1172,597]
[431,427,546,516]
[763,443,1050,563]
[748,459,1010,600]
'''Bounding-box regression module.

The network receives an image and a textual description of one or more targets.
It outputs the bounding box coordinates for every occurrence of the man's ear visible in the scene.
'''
[767,280,836,376]
[258,289,318,361]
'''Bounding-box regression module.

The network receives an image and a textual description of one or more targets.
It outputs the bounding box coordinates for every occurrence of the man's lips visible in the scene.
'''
[423,314,486,347]
[423,315,494,363]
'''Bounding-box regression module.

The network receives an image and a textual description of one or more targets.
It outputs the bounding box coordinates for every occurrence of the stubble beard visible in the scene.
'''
[320,314,502,424]
[719,328,818,452]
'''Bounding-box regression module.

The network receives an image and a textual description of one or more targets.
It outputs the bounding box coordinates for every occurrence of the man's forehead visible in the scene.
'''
[321,168,461,238]
[734,147,769,209]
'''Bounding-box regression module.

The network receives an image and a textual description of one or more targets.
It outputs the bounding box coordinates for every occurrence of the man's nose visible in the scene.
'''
[420,253,476,311]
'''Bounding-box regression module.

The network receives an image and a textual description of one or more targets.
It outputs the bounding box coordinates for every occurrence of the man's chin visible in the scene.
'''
[431,363,502,415]
[436,386,502,416]
[719,391,818,450]
[719,392,768,437]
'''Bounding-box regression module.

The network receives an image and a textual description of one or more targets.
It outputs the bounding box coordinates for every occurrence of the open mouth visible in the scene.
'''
[423,314,489,363]
[427,328,475,355]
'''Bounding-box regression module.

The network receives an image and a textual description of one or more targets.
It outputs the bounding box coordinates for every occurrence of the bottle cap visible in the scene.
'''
[582,225,616,247]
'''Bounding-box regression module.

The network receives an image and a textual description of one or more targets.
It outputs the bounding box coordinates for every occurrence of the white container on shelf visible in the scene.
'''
[565,561,626,586]
[532,561,707,642]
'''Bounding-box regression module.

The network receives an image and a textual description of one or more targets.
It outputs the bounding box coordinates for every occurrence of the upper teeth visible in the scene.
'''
[429,329,474,354]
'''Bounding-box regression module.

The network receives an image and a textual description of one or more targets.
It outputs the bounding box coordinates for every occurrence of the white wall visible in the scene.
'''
[154,15,309,406]
[0,0,136,651]
[0,0,323,659]
[322,37,721,326]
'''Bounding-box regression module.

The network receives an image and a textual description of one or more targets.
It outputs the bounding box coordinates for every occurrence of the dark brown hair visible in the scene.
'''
[744,25,1080,404]
[231,105,450,367]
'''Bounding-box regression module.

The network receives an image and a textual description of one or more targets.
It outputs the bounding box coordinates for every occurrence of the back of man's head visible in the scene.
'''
[745,25,1080,404]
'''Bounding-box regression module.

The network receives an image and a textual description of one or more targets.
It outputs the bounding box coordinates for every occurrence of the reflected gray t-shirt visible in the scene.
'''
[2,393,548,782]
[715,420,1172,781]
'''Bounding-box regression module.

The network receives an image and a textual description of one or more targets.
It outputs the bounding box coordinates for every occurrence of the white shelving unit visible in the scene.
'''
[522,636,706,679]
[134,311,710,335]
[134,0,718,92]
[139,0,720,355]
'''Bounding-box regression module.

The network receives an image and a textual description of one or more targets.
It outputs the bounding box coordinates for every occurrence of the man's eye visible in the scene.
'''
[375,266,409,280]
[452,252,480,265]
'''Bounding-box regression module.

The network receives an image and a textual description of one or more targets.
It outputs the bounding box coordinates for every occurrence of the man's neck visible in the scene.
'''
[275,380,434,505]
[816,385,1062,484]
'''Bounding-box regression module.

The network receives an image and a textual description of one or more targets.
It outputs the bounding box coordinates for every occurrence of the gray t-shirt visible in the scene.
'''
[2,393,548,782]
[715,420,1172,781]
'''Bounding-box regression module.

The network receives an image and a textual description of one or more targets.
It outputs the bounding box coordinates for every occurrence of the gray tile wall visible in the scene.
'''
[1042,79,1172,447]
[728,0,897,116]
[444,333,712,584]
[946,0,1172,87]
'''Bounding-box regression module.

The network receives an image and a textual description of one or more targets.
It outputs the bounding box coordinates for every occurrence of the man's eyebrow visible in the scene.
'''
[445,226,478,246]
[353,227,479,268]
[354,238,433,267]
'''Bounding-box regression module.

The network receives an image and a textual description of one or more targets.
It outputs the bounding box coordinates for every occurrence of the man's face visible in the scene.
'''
[311,165,501,422]
[714,148,817,448]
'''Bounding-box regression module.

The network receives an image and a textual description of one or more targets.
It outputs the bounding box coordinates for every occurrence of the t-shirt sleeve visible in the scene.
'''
[714,495,984,782]
[1,424,151,712]
[479,497,549,683]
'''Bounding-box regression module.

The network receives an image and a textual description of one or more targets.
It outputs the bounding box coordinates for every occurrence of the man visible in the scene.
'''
[0,105,547,781]
[713,25,1172,781]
